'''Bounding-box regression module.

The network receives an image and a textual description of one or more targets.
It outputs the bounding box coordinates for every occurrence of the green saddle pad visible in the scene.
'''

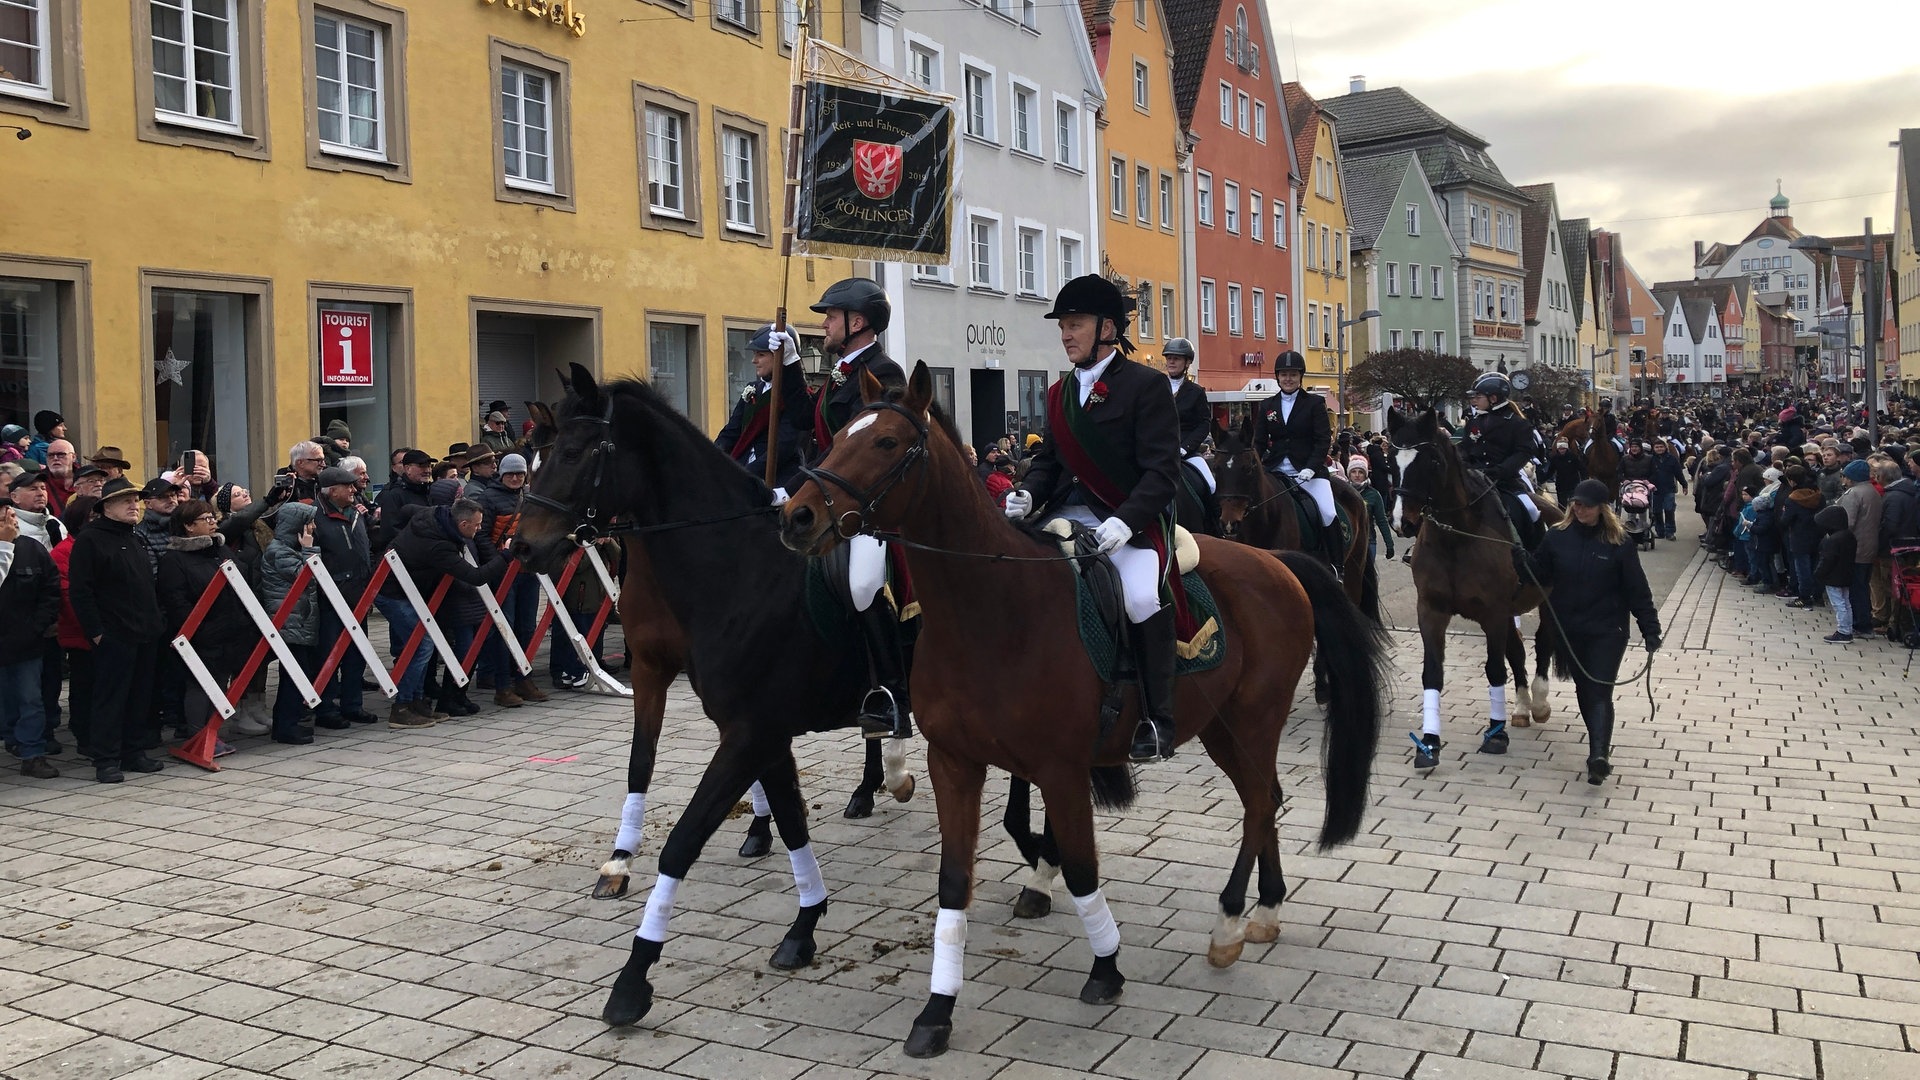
[1075,568,1225,681]
[1289,494,1352,553]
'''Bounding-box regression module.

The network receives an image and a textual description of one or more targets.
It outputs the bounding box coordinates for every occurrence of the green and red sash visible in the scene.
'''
[1044,373,1195,638]
[814,366,851,450]
[730,387,771,463]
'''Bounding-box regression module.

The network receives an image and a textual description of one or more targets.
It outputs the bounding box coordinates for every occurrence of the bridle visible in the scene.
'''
[1389,436,1494,528]
[522,395,616,543]
[795,399,929,539]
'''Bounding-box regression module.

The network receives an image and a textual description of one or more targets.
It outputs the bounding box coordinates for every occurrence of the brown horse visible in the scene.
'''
[1558,414,1620,501]
[780,363,1385,1058]
[1389,407,1559,769]
[1208,425,1377,620]
[520,402,911,903]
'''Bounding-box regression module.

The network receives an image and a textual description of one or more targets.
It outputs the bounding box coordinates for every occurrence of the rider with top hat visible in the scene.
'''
[716,323,811,493]
[1245,351,1341,567]
[1163,337,1218,531]
[1006,275,1184,762]
[808,278,914,741]
[1464,371,1544,546]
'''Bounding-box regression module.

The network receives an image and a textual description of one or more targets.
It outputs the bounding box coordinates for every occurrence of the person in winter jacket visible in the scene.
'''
[135,477,180,573]
[317,419,352,467]
[376,449,434,550]
[1836,459,1880,636]
[49,496,95,755]
[386,499,509,723]
[67,478,168,782]
[1695,450,1729,539]
[310,467,378,729]
[1545,437,1586,507]
[1815,504,1858,642]
[1,423,27,464]
[0,495,63,779]
[1748,470,1783,593]
[1524,478,1661,785]
[1619,441,1654,482]
[475,453,546,708]
[1347,456,1395,560]
[1647,440,1686,540]
[1779,477,1825,606]
[258,501,321,744]
[156,500,255,745]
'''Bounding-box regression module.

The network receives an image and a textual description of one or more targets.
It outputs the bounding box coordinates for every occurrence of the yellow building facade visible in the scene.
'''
[0,0,838,486]
[1082,0,1186,359]
[1289,94,1350,392]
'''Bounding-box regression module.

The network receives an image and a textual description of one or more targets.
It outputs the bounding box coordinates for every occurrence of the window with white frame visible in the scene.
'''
[1251,288,1264,337]
[1199,279,1216,333]
[779,0,804,47]
[1252,100,1265,142]
[1110,156,1125,216]
[152,0,242,128]
[1306,304,1318,347]
[1411,329,1423,349]
[1408,263,1421,297]
[908,43,938,90]
[720,125,757,231]
[1275,294,1289,339]
[1406,203,1420,235]
[1218,81,1231,126]
[1274,200,1286,247]
[964,66,991,138]
[1223,180,1239,234]
[1133,0,1145,23]
[1058,233,1083,282]
[1133,60,1148,109]
[1196,171,1212,225]
[1320,225,1330,268]
[1469,202,1491,245]
[0,0,52,98]
[1431,266,1444,299]
[1472,279,1485,319]
[1236,90,1249,133]
[1227,283,1242,335]
[1389,328,1402,349]
[1021,0,1036,29]
[1161,288,1175,339]
[1137,279,1154,339]
[1055,99,1078,166]
[1011,82,1036,153]
[1016,225,1043,296]
[313,10,384,158]
[1321,313,1331,348]
[1385,263,1399,297]
[644,105,688,216]
[1135,165,1150,222]
[499,62,554,191]
[1158,173,1173,227]
[715,0,750,28]
[1249,190,1261,241]
[1497,209,1516,250]
[1333,231,1343,274]
[969,215,1000,289]
[1434,331,1445,352]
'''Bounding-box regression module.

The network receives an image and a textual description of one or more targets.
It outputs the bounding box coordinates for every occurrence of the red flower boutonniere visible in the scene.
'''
[831,362,850,387]
[1265,410,1278,422]
[1087,381,1110,406]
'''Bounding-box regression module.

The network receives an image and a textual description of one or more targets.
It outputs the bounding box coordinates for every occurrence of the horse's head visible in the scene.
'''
[1387,406,1446,539]
[1208,424,1259,540]
[517,362,618,574]
[780,361,935,556]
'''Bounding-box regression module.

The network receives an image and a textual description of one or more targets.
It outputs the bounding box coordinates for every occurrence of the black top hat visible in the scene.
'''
[1044,275,1133,324]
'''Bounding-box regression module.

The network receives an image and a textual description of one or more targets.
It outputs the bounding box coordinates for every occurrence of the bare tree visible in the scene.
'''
[1347,349,1482,412]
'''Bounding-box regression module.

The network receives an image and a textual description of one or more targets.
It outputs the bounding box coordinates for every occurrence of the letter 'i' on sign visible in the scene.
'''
[319,309,375,387]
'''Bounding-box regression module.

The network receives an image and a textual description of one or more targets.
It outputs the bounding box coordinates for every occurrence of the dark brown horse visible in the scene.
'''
[1389,407,1558,766]
[521,403,910,902]
[1558,414,1620,501]
[780,363,1385,1058]
[1207,425,1377,620]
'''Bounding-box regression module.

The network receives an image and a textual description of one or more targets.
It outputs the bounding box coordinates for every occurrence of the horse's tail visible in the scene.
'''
[1276,550,1386,849]
[1089,765,1136,813]
[1360,556,1382,624]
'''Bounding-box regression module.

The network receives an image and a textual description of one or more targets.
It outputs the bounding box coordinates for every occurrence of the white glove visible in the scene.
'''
[766,329,788,352]
[1295,469,1314,482]
[770,487,790,506]
[1003,489,1032,519]
[1094,516,1131,554]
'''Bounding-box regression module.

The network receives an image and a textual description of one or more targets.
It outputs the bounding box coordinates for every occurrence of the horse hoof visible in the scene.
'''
[738,825,773,859]
[1206,940,1244,968]
[601,980,654,1027]
[1509,715,1532,729]
[592,873,630,901]
[1243,919,1280,944]
[1533,706,1552,724]
[843,792,874,819]
[890,774,915,803]
[904,1022,951,1059]
[1011,887,1052,920]
[770,936,816,970]
[1078,974,1125,1005]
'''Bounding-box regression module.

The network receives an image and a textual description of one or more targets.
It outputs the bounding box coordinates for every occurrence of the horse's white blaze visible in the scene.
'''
[1393,447,1418,526]
[845,412,879,436]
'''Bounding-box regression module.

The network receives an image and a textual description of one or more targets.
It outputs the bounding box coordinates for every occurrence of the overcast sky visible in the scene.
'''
[1276,0,1914,286]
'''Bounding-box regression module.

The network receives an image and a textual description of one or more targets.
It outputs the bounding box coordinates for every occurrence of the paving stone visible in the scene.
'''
[1519,1002,1681,1056]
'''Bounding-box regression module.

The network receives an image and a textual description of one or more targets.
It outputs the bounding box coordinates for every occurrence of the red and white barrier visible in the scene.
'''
[382,548,466,688]
[305,553,398,700]
[459,556,533,678]
[170,559,320,771]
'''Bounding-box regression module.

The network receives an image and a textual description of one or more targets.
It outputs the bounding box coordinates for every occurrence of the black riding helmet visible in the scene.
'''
[1045,275,1135,355]
[1274,350,1307,374]
[1163,336,1196,360]
[1471,371,1511,404]
[810,277,892,335]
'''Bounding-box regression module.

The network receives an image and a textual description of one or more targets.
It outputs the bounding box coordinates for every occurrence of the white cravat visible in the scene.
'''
[1168,376,1182,396]
[1279,390,1298,423]
[1075,351,1117,406]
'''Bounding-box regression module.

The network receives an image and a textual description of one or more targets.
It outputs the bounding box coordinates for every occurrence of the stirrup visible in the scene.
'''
[859,687,912,740]
[1129,718,1172,762]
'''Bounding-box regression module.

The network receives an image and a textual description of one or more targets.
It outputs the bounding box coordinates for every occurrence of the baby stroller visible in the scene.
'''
[1891,544,1920,666]
[1619,479,1655,551]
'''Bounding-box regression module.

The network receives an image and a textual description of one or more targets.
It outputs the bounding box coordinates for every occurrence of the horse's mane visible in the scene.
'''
[918,396,1057,552]
[582,377,770,508]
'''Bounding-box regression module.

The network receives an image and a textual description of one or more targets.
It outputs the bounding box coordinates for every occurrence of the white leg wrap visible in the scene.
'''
[1422,688,1442,735]
[788,844,826,907]
[637,874,681,942]
[882,739,910,797]
[930,908,967,997]
[847,534,888,612]
[1072,889,1121,958]
[747,782,770,818]
[614,792,647,855]
[1211,911,1247,950]
[1023,860,1060,895]
[1488,685,1507,723]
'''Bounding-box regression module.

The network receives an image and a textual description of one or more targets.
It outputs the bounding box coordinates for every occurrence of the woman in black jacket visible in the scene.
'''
[1527,479,1662,785]
[156,500,254,747]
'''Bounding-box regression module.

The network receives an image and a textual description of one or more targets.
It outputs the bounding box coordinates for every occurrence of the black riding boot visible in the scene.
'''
[855,603,913,740]
[1128,609,1177,762]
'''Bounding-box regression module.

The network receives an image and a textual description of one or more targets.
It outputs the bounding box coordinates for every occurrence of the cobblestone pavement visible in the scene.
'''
[2,545,1916,1080]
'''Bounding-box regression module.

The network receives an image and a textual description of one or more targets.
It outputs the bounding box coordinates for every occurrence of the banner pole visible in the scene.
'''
[766,0,811,488]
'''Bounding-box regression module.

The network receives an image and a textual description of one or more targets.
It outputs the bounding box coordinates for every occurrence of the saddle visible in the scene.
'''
[1040,518,1199,632]
[1273,470,1349,568]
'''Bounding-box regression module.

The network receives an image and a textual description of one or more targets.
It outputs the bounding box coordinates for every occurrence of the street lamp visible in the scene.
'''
[1793,222,1881,443]
[1334,306,1381,427]
[1590,346,1616,410]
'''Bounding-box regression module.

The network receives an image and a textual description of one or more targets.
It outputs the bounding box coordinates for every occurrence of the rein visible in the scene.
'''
[795,400,931,540]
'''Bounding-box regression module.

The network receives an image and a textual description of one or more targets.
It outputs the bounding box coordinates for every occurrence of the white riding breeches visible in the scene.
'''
[1185,454,1216,494]
[1053,507,1165,623]
[1277,468,1336,526]
[847,533,888,612]
[1516,493,1539,522]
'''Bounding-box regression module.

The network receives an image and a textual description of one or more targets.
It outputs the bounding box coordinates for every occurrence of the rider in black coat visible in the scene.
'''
[1463,371,1543,547]
[716,324,813,493]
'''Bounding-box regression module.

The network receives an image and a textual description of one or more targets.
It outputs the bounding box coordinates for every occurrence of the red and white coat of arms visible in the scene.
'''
[852,140,903,200]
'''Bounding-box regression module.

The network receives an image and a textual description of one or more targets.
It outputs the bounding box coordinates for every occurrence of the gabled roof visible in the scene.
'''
[1412,145,1524,201]
[1077,0,1105,53]
[1282,82,1318,194]
[1163,0,1223,128]
[1339,152,1412,251]
[1695,241,1736,273]
[1321,86,1525,200]
[1592,230,1637,335]
[1560,217,1591,328]
[1681,296,1717,345]
[1828,234,1894,306]
[1903,130,1920,249]
[1517,182,1557,323]
[1740,214,1802,245]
